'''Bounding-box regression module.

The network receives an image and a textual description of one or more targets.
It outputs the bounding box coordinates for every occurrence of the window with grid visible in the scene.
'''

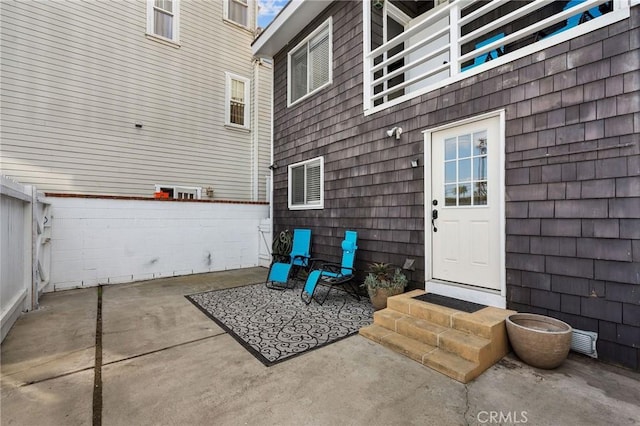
[226,0,248,27]
[225,72,250,129]
[288,18,332,106]
[155,185,201,200]
[443,131,488,207]
[147,0,179,42]
[288,157,324,210]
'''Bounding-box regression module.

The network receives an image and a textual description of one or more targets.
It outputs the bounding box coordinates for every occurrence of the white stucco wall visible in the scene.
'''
[47,197,268,291]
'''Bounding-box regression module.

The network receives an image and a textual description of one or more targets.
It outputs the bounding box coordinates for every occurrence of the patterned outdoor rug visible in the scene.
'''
[186,282,374,366]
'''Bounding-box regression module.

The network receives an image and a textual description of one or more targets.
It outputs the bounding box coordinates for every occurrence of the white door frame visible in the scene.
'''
[422,110,507,308]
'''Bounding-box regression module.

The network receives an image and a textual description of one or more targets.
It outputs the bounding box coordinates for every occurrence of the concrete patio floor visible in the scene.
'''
[1,267,639,426]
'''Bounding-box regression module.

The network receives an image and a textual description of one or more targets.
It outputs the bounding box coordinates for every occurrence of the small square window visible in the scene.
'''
[155,185,202,200]
[288,157,324,210]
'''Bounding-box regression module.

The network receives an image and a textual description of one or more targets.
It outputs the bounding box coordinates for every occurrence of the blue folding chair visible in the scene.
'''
[265,228,311,290]
[301,230,360,305]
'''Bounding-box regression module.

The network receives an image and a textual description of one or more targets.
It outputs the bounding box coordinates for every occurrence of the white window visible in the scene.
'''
[225,0,249,28]
[288,18,332,106]
[155,185,201,200]
[225,72,250,129]
[147,0,180,43]
[288,157,324,210]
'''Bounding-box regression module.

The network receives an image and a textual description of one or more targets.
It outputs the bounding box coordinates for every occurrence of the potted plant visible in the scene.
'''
[363,262,408,310]
[505,313,573,369]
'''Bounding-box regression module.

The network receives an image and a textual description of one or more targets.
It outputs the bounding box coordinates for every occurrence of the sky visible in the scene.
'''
[257,0,288,28]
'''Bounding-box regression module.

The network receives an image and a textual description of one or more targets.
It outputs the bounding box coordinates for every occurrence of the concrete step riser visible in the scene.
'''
[360,324,482,383]
[364,291,515,383]
[374,312,491,364]
[396,319,441,347]
[374,310,448,347]
[438,332,490,364]
[387,297,454,328]
[387,296,500,339]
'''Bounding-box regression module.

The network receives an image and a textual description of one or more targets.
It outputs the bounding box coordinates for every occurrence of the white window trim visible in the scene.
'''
[288,157,324,210]
[224,72,251,130]
[155,184,202,200]
[422,110,507,308]
[287,17,333,107]
[223,0,251,30]
[385,1,410,33]
[146,0,181,45]
[378,2,410,105]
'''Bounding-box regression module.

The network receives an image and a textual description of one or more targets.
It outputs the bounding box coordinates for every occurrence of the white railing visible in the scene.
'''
[368,1,453,103]
[0,176,51,342]
[363,0,629,114]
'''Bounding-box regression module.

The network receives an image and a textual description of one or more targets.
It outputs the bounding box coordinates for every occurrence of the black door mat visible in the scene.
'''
[412,293,487,313]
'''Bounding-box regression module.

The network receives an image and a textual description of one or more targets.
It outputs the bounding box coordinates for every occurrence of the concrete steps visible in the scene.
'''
[359,290,515,383]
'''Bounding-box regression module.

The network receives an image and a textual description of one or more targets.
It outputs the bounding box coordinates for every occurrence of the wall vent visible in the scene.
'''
[571,329,598,358]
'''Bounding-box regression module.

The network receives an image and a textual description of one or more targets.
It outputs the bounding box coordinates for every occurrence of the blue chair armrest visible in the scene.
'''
[291,254,311,267]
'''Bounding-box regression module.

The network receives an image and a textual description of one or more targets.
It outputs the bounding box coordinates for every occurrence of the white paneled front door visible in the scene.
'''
[430,115,502,291]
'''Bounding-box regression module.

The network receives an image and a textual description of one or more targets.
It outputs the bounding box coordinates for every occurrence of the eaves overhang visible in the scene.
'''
[252,0,332,58]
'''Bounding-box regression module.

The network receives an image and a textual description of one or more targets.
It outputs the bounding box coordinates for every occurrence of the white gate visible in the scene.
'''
[1,176,51,342]
[258,218,272,267]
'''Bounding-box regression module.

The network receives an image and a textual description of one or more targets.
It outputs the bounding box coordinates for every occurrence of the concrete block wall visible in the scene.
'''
[271,3,639,369]
[48,197,268,290]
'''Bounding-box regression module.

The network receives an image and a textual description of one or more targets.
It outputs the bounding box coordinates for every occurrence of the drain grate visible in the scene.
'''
[571,329,598,358]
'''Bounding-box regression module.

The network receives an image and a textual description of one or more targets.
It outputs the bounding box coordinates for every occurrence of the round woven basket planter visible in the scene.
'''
[368,287,403,310]
[506,313,572,369]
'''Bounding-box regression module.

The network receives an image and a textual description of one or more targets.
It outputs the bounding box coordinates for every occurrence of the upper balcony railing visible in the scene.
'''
[363,0,631,115]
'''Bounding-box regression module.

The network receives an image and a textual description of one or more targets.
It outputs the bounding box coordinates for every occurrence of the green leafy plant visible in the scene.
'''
[363,262,408,292]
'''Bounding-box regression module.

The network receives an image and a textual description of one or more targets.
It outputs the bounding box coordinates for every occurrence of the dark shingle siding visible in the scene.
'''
[500,6,640,369]
[271,3,640,369]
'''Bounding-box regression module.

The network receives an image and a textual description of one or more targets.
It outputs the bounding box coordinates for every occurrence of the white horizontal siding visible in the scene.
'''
[0,0,266,200]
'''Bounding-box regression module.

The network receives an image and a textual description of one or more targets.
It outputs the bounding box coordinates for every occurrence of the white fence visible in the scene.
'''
[1,180,270,339]
[1,176,51,342]
[48,197,269,290]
